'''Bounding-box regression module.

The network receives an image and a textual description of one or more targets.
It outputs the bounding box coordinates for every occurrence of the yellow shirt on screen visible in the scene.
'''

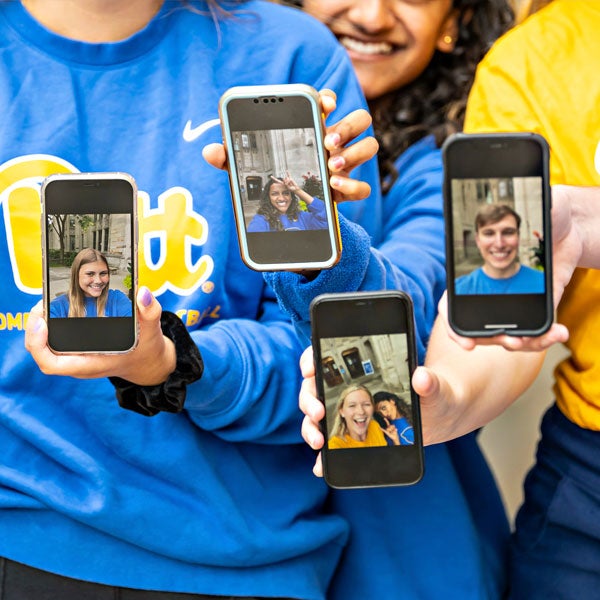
[328,419,387,449]
[464,0,600,430]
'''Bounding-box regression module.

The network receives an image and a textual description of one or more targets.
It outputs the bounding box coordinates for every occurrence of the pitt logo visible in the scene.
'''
[0,155,214,296]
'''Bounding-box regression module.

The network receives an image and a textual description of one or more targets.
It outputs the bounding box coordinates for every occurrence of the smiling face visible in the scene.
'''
[375,399,400,420]
[269,182,293,214]
[303,0,458,100]
[339,388,374,441]
[475,214,520,279]
[78,259,110,298]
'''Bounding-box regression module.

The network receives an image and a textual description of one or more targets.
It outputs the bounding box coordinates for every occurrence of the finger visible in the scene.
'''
[301,414,325,450]
[325,109,372,149]
[330,175,371,202]
[490,324,569,351]
[25,309,110,378]
[299,346,315,378]
[202,143,227,170]
[24,301,49,356]
[328,136,379,174]
[318,89,337,119]
[136,286,161,323]
[313,452,324,478]
[270,175,284,184]
[299,379,324,421]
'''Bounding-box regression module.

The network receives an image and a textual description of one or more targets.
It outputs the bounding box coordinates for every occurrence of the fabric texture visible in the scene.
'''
[465,0,600,431]
[465,2,600,597]
[509,404,600,599]
[109,311,204,416]
[268,134,510,599]
[0,1,377,598]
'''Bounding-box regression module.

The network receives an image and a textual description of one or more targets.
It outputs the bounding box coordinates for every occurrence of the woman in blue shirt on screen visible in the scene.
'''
[247,174,327,232]
[50,248,132,318]
[373,390,415,446]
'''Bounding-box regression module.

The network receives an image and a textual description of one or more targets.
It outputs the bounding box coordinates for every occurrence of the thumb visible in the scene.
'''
[412,366,441,399]
[24,301,49,354]
[136,286,162,324]
[202,143,227,171]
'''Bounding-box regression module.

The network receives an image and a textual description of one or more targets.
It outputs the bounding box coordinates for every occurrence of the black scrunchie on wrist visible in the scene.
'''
[109,311,204,417]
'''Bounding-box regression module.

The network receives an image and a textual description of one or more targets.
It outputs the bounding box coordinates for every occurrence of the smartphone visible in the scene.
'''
[41,172,138,353]
[219,84,341,271]
[311,291,424,489]
[442,132,553,336]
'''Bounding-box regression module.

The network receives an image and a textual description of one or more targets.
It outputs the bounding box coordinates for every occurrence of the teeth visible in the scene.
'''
[340,36,393,56]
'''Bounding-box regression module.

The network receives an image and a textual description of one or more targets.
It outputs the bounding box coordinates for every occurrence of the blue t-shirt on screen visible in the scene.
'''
[455,264,544,294]
[247,197,327,232]
[383,416,414,446]
[50,288,132,317]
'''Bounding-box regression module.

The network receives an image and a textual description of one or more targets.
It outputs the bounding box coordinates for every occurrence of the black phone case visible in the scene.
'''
[442,132,553,337]
[310,291,424,489]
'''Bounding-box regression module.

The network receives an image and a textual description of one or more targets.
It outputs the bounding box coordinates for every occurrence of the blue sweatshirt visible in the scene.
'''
[50,289,132,317]
[267,137,510,599]
[248,197,328,232]
[0,2,379,598]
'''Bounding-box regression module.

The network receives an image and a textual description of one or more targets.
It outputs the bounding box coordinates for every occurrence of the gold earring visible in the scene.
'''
[443,35,453,44]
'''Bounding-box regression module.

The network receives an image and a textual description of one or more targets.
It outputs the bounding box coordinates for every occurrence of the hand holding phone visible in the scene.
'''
[205,89,375,204]
[310,291,423,488]
[442,132,553,337]
[219,84,343,271]
[41,172,138,353]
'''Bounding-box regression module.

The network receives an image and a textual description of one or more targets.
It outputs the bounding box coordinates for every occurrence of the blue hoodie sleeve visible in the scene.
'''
[176,37,383,444]
[183,283,306,445]
[264,137,446,362]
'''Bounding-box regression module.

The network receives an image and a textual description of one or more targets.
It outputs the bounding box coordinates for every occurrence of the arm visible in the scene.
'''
[412,312,546,445]
[298,316,545,476]
[266,138,446,358]
[183,284,307,444]
[27,284,307,444]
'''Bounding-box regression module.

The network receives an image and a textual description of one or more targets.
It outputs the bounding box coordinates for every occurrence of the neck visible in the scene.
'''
[21,0,164,42]
[482,262,520,280]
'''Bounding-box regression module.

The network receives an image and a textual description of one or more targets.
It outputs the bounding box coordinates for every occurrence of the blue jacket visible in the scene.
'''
[0,2,376,598]
[267,136,510,599]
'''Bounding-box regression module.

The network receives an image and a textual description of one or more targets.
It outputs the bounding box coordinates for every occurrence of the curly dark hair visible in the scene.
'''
[257,178,302,231]
[373,390,413,426]
[280,1,513,192]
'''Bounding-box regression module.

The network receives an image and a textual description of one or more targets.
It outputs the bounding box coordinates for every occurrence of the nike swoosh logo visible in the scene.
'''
[182,118,221,142]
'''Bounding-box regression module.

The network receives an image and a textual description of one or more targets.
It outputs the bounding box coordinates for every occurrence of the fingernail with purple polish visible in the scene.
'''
[140,287,153,307]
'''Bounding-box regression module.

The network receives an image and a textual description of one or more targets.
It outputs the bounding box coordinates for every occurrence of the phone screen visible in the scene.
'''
[311,292,423,489]
[42,174,137,353]
[443,133,552,336]
[220,85,340,270]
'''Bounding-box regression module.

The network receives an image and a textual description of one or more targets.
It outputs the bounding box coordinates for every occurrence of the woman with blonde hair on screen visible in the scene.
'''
[329,384,399,449]
[50,248,132,318]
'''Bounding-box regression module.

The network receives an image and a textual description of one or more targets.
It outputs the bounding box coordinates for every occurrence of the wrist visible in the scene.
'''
[109,311,203,416]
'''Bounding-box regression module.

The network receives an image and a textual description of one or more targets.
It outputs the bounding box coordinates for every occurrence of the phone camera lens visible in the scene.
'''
[262,98,269,103]
[253,99,259,104]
